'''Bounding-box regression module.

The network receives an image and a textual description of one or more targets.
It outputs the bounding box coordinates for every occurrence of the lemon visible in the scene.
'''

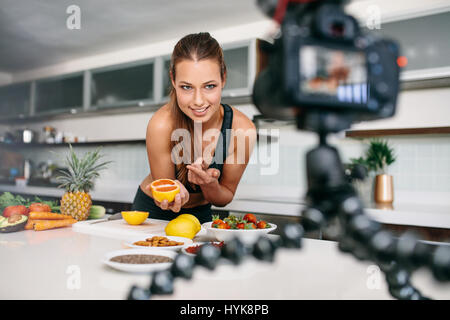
[165,217,198,239]
[176,214,201,232]
[121,211,149,225]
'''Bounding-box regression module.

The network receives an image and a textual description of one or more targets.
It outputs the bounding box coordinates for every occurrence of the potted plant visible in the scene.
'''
[349,139,396,204]
[365,139,396,203]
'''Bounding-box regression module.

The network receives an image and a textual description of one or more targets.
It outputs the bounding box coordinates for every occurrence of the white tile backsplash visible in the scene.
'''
[237,133,450,196]
[10,132,450,200]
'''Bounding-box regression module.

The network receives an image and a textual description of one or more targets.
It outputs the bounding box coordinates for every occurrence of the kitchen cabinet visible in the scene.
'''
[161,55,172,100]
[35,73,83,115]
[373,11,450,84]
[90,59,156,109]
[345,11,450,133]
[347,85,450,131]
[0,82,31,119]
[0,39,258,123]
[222,40,257,98]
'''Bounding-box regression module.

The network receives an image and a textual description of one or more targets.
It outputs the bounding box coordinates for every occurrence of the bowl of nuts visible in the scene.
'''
[124,235,193,251]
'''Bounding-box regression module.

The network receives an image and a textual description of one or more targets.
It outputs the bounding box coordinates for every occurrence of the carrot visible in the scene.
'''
[29,212,73,220]
[25,219,56,230]
[33,219,78,231]
[25,219,36,230]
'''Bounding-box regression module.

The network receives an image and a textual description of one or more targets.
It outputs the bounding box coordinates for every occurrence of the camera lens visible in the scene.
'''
[331,22,344,37]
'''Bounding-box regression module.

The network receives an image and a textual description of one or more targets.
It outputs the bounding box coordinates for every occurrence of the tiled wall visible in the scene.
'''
[12,133,450,200]
[237,131,450,197]
[18,143,149,189]
[387,135,450,192]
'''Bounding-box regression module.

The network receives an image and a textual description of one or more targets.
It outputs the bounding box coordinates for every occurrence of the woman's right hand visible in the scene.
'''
[147,180,190,213]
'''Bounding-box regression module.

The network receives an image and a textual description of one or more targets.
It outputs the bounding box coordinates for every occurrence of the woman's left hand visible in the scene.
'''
[186,157,220,187]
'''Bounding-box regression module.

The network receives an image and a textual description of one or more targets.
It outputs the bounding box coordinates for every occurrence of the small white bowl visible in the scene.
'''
[203,222,277,245]
[102,248,177,273]
[181,241,224,256]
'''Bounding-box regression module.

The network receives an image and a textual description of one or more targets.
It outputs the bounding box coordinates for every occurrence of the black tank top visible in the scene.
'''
[176,103,233,193]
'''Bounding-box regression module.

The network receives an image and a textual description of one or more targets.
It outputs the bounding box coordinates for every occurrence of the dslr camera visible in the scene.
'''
[253,0,401,133]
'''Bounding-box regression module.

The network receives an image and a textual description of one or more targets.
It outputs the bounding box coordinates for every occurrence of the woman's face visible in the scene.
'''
[171,58,225,123]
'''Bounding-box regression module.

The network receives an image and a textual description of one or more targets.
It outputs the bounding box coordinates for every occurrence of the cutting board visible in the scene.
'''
[72,218,171,240]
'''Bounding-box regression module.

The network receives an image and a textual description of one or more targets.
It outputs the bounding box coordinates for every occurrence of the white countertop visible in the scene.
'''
[1,184,449,229]
[1,218,449,300]
[219,198,450,229]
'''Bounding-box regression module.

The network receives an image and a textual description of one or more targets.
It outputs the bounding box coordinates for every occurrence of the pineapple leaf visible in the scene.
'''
[57,144,113,192]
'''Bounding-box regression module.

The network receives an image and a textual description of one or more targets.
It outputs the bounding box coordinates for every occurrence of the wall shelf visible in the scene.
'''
[1,132,278,149]
[0,139,146,149]
[345,126,450,138]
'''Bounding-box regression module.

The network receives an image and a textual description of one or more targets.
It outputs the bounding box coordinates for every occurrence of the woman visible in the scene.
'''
[132,32,256,224]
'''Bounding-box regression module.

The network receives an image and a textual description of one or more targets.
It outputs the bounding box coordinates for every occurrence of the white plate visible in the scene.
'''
[123,234,193,251]
[102,248,177,273]
[181,241,224,256]
[203,222,277,245]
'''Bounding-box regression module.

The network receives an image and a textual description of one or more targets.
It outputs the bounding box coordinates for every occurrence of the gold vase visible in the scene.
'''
[374,174,394,204]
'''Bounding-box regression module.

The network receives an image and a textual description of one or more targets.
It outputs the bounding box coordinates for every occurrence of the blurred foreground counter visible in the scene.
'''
[0,219,449,300]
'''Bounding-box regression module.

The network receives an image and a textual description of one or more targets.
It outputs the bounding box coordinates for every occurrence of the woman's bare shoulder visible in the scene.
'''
[229,105,256,131]
[147,104,175,134]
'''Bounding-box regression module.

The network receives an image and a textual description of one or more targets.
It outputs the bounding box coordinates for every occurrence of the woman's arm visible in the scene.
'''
[186,158,233,207]
[187,110,257,207]
[146,107,176,181]
[145,106,190,212]
[201,177,234,207]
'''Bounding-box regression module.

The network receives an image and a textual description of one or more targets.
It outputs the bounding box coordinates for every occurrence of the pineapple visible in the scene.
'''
[57,144,111,221]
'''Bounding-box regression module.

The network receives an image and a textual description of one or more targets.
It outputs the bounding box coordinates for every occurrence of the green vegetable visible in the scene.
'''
[31,196,59,212]
[0,192,28,214]
[88,205,106,219]
[0,192,60,214]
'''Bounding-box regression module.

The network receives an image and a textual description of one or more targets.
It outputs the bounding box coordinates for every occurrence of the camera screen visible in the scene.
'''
[299,45,368,105]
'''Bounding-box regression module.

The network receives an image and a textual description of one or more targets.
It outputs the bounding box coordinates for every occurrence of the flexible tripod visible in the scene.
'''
[128,113,450,300]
